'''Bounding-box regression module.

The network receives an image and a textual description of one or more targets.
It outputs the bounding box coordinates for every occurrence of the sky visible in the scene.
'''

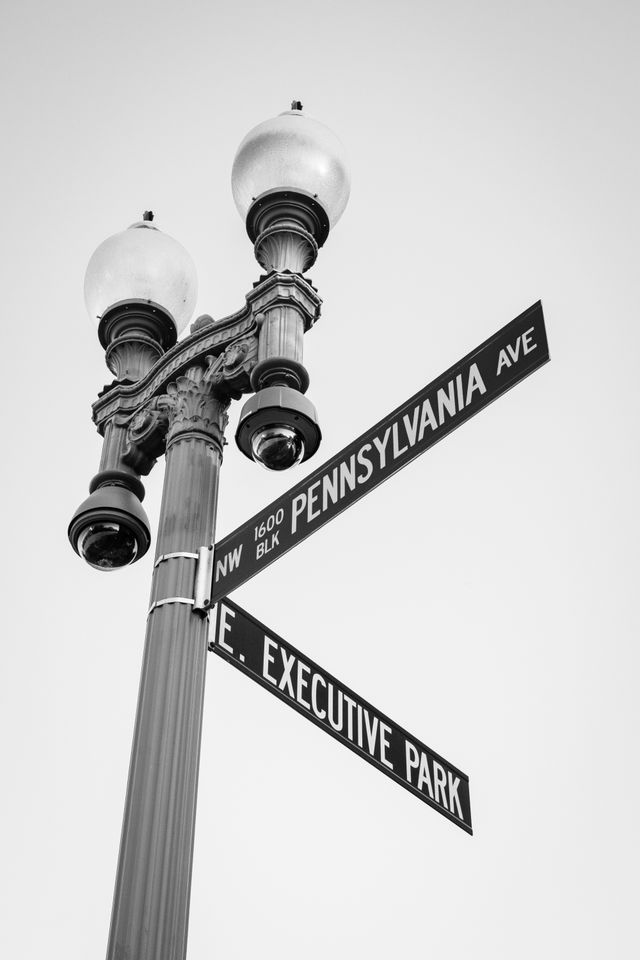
[1,0,639,957]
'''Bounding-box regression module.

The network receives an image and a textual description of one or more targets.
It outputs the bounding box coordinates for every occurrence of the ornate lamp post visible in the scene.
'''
[68,103,349,960]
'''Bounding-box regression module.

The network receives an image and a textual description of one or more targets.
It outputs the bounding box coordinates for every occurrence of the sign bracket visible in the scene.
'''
[193,545,214,615]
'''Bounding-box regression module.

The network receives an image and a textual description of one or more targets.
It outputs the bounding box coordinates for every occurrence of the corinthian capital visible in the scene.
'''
[158,336,258,449]
[158,367,227,450]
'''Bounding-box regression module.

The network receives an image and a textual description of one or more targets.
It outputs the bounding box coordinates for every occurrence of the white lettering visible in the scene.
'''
[507,338,521,363]
[216,604,235,654]
[215,544,243,582]
[322,468,339,511]
[405,740,420,784]
[403,406,420,447]
[448,772,463,819]
[433,761,448,808]
[291,493,306,534]
[392,421,408,459]
[296,662,311,710]
[307,480,322,522]
[418,752,434,798]
[522,326,537,354]
[311,673,326,719]
[372,427,392,469]
[364,710,379,756]
[418,398,438,441]
[496,333,533,373]
[256,531,280,559]
[496,348,510,375]
[327,684,343,731]
[262,637,278,685]
[356,444,374,484]
[339,455,357,498]
[380,722,394,769]
[437,380,457,424]
[343,694,356,741]
[278,649,296,697]
[466,363,486,402]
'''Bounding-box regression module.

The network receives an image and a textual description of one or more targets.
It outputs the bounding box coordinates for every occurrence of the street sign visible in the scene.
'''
[210,598,473,833]
[212,302,549,603]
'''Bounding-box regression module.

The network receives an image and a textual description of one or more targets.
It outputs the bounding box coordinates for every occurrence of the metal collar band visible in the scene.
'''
[148,597,195,616]
[154,551,199,567]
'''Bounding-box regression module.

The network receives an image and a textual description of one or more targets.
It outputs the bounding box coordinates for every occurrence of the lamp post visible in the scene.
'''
[69,103,350,960]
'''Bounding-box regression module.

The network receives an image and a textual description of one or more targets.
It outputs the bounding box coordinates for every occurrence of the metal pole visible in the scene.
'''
[106,366,228,960]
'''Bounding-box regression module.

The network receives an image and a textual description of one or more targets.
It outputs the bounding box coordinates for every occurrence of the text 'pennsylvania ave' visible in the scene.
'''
[211,302,549,602]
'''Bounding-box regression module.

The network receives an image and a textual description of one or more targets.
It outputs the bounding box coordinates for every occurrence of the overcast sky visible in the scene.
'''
[2,1,639,958]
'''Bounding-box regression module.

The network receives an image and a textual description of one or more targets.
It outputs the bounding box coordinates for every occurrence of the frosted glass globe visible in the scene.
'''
[84,220,198,335]
[232,108,350,229]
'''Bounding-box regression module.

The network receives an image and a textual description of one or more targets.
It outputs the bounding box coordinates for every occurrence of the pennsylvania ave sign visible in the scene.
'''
[210,599,473,833]
[212,302,549,601]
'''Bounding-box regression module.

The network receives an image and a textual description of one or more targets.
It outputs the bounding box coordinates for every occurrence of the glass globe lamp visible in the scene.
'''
[84,216,198,337]
[231,105,350,245]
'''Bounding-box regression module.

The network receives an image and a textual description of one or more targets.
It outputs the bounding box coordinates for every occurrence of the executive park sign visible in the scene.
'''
[210,599,473,833]
[212,301,549,602]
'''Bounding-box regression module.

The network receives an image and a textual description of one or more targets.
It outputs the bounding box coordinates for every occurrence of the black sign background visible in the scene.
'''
[211,598,473,833]
[212,302,548,602]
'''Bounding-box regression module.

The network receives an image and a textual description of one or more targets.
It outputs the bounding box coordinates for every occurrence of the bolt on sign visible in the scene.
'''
[212,302,549,603]
[210,599,473,834]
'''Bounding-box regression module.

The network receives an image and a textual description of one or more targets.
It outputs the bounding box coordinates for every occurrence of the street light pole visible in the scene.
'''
[68,103,350,960]
[106,369,228,960]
